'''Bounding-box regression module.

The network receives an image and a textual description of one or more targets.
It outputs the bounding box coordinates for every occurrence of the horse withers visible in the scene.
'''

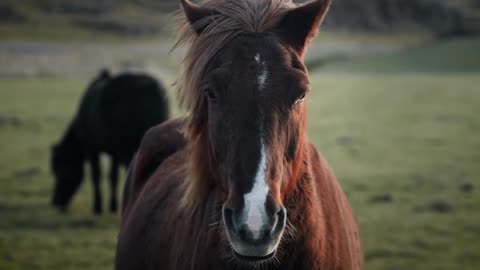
[51,70,169,214]
[116,0,363,269]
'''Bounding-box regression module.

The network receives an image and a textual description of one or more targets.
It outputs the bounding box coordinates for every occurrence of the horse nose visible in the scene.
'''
[223,205,286,244]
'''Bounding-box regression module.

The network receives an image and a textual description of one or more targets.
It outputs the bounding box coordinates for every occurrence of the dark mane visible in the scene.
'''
[173,0,298,209]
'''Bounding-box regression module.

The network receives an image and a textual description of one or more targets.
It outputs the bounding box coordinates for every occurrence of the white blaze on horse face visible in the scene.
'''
[255,53,268,90]
[238,53,270,240]
[242,141,269,239]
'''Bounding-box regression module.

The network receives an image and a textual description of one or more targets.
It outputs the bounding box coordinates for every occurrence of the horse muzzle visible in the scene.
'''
[223,205,286,261]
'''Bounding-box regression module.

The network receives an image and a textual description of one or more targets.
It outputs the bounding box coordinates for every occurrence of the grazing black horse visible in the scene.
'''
[51,70,169,214]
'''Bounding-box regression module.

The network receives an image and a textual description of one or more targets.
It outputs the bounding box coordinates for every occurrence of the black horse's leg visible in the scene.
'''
[109,157,119,213]
[90,154,102,214]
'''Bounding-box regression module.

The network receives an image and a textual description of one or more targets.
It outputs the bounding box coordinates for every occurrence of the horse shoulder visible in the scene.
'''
[305,142,364,270]
[121,118,187,221]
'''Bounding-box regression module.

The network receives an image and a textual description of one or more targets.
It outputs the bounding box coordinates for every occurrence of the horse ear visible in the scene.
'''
[99,68,110,79]
[277,0,332,54]
[181,0,217,35]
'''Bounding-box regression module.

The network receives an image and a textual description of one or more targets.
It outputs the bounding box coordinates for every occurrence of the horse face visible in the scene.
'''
[203,34,309,260]
[51,145,84,210]
[181,0,331,262]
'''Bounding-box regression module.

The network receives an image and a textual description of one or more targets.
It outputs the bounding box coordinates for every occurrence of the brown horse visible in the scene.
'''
[116,0,363,269]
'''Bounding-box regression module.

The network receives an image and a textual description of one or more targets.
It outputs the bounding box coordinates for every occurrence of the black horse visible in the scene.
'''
[51,70,169,214]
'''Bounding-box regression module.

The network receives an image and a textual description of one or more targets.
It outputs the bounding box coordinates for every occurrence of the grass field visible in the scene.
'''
[0,36,480,270]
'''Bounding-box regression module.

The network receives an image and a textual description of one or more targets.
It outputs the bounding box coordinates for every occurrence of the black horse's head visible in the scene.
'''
[51,136,85,211]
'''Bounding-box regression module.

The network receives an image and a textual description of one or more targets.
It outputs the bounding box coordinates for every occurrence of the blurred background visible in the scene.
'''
[0,0,479,269]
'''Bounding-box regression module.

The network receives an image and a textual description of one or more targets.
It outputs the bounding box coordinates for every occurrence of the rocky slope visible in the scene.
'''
[1,0,479,37]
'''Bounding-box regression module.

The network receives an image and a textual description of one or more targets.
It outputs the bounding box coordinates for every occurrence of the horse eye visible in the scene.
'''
[205,89,217,103]
[294,93,306,106]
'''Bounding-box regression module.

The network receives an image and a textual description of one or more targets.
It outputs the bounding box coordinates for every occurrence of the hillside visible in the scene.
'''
[0,0,479,40]
[321,0,480,36]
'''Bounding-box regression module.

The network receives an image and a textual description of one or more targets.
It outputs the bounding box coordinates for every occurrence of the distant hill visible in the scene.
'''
[321,0,480,37]
[150,0,480,36]
[0,0,479,38]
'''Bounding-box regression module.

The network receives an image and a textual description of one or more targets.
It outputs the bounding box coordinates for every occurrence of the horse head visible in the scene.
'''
[180,0,331,261]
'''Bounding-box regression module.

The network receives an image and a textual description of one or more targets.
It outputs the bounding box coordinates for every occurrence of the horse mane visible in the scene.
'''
[173,0,298,210]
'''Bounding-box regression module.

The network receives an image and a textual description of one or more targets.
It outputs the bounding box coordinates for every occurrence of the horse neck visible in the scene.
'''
[58,123,84,159]
[282,154,324,266]
[283,143,361,269]
[170,187,225,269]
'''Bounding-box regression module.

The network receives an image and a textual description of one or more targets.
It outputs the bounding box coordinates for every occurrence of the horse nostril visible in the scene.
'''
[223,207,237,233]
[271,206,287,237]
[276,206,286,220]
[238,224,248,238]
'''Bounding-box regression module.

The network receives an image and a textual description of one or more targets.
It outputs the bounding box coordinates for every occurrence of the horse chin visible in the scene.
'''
[228,239,280,264]
[232,249,276,263]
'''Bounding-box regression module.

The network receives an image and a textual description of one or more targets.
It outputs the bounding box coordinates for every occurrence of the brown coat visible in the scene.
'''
[116,118,362,270]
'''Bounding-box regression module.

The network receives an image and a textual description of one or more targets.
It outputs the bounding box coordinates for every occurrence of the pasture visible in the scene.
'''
[1,36,480,269]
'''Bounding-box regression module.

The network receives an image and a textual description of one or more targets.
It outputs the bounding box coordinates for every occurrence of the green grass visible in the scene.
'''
[308,72,480,269]
[1,38,480,269]
[0,0,173,42]
[0,79,116,270]
[315,37,480,73]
